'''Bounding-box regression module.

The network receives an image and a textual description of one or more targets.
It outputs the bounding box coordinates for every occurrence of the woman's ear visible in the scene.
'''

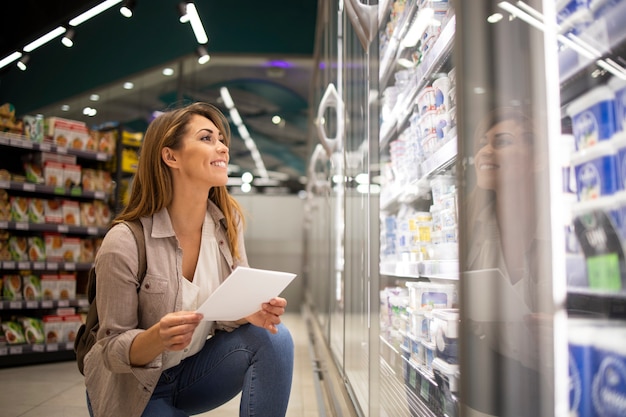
[162,147,178,167]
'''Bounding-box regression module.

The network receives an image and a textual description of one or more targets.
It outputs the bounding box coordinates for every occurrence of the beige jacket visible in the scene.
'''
[84,201,248,417]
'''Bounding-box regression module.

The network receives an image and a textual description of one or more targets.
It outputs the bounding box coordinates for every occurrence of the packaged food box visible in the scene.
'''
[58,273,76,299]
[94,200,111,226]
[28,198,45,223]
[432,308,459,364]
[63,164,82,189]
[2,274,22,300]
[19,317,44,344]
[571,141,618,201]
[406,281,456,311]
[27,236,45,261]
[40,274,59,300]
[567,86,618,150]
[81,168,98,191]
[42,315,63,343]
[100,170,113,194]
[1,321,25,344]
[80,238,96,262]
[23,162,44,184]
[43,161,64,188]
[10,196,29,222]
[44,233,64,261]
[62,200,80,225]
[22,114,44,143]
[63,314,82,343]
[44,199,63,223]
[22,274,42,300]
[33,152,76,166]
[96,129,116,155]
[62,237,81,263]
[44,117,90,150]
[8,235,28,261]
[79,202,97,226]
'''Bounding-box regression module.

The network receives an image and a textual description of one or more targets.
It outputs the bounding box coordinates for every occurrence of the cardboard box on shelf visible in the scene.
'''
[44,117,90,150]
[40,274,59,300]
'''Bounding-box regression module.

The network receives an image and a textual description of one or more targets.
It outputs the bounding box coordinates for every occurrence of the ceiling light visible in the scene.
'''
[123,81,134,89]
[0,51,22,70]
[487,13,503,23]
[196,46,210,64]
[16,55,30,71]
[70,0,123,27]
[162,67,174,76]
[120,0,136,18]
[90,94,100,101]
[241,172,253,184]
[272,115,282,125]
[61,104,70,111]
[61,29,75,47]
[23,26,67,52]
[185,3,208,44]
[178,2,189,23]
[83,107,97,116]
[220,87,234,109]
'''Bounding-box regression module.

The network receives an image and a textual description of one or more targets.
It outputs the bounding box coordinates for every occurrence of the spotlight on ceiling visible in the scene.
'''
[196,46,210,64]
[178,2,189,23]
[61,29,75,47]
[120,0,136,18]
[16,55,30,71]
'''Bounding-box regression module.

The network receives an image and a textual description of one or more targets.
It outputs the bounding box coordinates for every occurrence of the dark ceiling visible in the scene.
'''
[0,0,319,180]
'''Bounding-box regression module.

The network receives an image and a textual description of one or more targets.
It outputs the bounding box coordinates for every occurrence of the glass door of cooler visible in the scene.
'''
[455,1,566,416]
[377,1,459,416]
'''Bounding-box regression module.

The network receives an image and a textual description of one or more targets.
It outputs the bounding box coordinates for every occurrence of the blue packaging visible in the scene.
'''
[613,132,626,189]
[571,141,618,201]
[557,0,593,35]
[609,77,626,132]
[567,86,618,150]
[591,326,626,417]
[569,319,597,417]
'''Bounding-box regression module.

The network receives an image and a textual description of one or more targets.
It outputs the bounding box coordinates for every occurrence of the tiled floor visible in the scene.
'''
[0,313,321,417]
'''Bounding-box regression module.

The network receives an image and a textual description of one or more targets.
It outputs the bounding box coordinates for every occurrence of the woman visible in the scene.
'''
[462,107,553,416]
[83,102,294,417]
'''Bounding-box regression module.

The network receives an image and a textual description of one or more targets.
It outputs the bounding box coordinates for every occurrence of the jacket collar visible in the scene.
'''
[150,199,227,239]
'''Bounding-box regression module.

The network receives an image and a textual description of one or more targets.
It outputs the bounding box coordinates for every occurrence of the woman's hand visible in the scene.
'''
[158,311,204,351]
[244,297,287,334]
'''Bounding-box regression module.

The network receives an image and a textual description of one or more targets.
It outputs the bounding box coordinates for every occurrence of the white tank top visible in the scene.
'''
[163,211,222,370]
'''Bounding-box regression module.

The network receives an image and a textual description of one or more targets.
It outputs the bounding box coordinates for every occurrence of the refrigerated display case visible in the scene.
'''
[304,0,626,416]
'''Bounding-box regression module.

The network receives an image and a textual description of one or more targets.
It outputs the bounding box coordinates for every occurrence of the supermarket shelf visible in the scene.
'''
[380,260,459,280]
[559,0,626,84]
[1,260,94,272]
[0,220,107,236]
[567,287,626,318]
[380,15,456,149]
[0,179,109,201]
[0,132,111,162]
[0,298,89,311]
[0,342,76,368]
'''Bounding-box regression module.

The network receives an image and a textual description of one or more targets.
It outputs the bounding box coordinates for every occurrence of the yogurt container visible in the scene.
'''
[567,86,618,150]
[433,308,459,364]
[405,281,456,311]
[571,141,618,201]
[591,325,626,417]
[557,0,593,35]
[609,76,626,132]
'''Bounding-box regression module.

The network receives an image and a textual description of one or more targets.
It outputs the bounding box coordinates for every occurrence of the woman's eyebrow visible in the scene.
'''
[195,128,215,135]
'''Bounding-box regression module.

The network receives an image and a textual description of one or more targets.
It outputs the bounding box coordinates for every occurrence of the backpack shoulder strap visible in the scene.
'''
[122,220,147,284]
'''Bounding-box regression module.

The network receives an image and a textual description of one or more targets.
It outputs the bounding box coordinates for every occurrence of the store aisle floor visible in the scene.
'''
[0,313,320,417]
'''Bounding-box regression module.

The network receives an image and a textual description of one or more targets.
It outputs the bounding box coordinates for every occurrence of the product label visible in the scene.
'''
[592,354,626,417]
[577,162,602,200]
[587,253,621,290]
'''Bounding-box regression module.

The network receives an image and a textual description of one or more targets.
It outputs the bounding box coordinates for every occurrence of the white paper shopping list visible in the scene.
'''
[196,266,297,321]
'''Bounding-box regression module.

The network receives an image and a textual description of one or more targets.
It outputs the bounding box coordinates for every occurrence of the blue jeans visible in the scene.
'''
[87,322,294,417]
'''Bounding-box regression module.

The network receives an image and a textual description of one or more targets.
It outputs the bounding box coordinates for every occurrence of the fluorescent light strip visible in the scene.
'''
[220,87,235,109]
[497,2,546,31]
[0,51,22,70]
[401,8,435,48]
[23,26,67,52]
[70,0,123,27]
[186,3,208,44]
[597,59,626,80]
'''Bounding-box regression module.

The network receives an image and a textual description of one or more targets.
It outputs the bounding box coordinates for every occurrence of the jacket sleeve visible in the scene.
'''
[93,224,162,375]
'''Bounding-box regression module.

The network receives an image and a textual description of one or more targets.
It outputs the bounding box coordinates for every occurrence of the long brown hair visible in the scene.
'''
[114,102,246,260]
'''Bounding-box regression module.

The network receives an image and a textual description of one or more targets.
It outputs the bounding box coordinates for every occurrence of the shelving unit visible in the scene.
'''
[0,130,113,367]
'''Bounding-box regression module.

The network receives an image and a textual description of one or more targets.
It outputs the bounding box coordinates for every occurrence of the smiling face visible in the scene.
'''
[166,114,230,190]
[473,118,534,192]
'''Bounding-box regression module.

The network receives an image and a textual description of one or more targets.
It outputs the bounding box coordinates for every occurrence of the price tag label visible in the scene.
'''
[26,301,38,309]
[57,146,67,154]
[22,183,36,192]
[3,261,15,269]
[9,301,22,309]
[41,300,53,308]
[15,222,29,230]
[33,262,45,270]
[96,152,108,161]
[32,344,45,352]
[9,346,23,355]
[64,263,76,271]
[0,347,7,356]
[0,181,9,188]
[47,343,59,352]
[57,225,69,233]
[40,143,51,152]
[58,300,70,307]
[46,262,58,270]
[18,262,30,269]
[87,227,98,235]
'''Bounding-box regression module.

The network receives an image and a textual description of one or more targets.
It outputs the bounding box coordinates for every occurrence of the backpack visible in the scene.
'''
[74,220,147,375]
